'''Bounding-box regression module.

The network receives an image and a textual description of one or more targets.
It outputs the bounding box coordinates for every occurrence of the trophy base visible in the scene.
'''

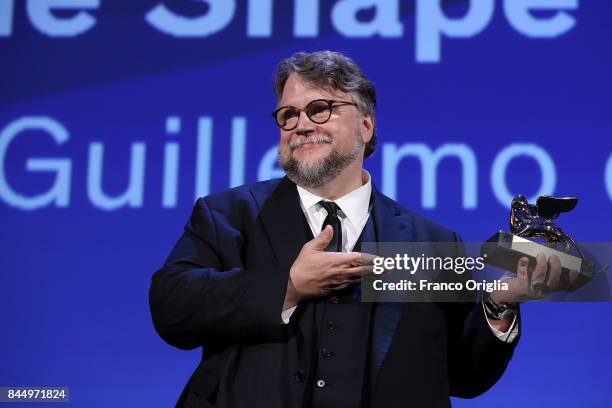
[480,231,594,276]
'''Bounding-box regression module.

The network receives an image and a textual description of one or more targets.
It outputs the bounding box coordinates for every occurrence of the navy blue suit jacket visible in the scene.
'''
[150,177,518,408]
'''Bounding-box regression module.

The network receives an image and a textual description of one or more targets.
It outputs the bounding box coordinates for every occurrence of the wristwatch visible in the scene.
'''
[482,291,517,320]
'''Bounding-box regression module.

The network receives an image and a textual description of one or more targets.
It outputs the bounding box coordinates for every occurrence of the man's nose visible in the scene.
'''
[295,111,315,134]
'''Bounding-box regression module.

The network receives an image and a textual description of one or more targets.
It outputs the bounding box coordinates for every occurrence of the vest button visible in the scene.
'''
[330,296,339,304]
[321,348,334,358]
[316,379,326,388]
[327,321,337,330]
[294,369,306,383]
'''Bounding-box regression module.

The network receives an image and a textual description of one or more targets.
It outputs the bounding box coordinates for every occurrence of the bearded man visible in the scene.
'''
[150,51,543,408]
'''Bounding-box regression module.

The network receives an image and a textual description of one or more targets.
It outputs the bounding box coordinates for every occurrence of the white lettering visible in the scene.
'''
[382,143,477,209]
[0,117,71,210]
[605,153,612,201]
[230,117,246,188]
[27,0,99,37]
[162,116,180,208]
[87,142,146,210]
[416,0,494,63]
[491,143,556,207]
[247,0,272,37]
[194,117,213,199]
[0,0,15,36]
[258,146,285,181]
[504,0,577,37]
[331,0,403,37]
[295,0,320,37]
[145,0,235,37]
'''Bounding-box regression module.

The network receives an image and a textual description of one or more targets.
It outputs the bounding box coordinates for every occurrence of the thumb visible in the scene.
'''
[311,225,333,250]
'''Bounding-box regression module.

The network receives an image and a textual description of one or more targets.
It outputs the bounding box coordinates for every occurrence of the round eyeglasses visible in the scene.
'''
[272,99,357,131]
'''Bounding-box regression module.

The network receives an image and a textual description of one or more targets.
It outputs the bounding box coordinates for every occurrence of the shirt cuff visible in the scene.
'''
[281,305,298,324]
[482,301,520,343]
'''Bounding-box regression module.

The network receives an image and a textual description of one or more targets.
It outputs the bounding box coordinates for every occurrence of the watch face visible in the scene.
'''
[499,310,516,321]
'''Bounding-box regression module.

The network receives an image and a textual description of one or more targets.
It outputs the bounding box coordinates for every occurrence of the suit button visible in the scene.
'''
[316,379,326,388]
[326,321,336,330]
[294,369,306,383]
[330,296,339,304]
[321,348,334,358]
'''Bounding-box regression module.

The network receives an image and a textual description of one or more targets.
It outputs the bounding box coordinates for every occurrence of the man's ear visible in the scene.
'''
[360,114,374,143]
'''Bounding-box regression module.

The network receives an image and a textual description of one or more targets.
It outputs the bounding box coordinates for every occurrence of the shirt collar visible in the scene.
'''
[295,170,372,225]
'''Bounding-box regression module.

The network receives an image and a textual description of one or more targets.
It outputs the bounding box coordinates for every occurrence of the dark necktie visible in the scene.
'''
[318,201,342,252]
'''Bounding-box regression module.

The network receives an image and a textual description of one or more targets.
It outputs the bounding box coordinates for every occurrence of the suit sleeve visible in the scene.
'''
[149,197,289,350]
[444,233,520,398]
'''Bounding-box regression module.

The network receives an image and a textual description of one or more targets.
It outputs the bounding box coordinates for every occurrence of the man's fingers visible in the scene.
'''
[361,265,374,276]
[322,266,370,289]
[344,265,372,277]
[359,253,379,265]
[335,252,378,267]
[516,257,529,282]
[531,253,548,292]
[547,255,562,290]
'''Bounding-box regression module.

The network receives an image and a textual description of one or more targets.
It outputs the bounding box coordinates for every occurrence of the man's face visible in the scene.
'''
[277,73,373,188]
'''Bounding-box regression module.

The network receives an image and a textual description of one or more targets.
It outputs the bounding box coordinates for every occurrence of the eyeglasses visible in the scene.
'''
[272,99,358,131]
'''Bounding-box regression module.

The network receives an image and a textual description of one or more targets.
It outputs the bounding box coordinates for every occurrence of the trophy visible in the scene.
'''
[481,195,597,291]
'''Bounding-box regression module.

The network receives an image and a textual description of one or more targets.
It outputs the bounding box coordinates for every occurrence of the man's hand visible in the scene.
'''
[486,253,589,333]
[491,253,584,305]
[283,225,377,310]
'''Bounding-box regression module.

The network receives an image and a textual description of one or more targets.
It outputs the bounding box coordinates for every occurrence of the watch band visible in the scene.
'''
[482,291,517,320]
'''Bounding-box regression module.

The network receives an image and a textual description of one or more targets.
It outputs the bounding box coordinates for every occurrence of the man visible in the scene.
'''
[150,51,569,407]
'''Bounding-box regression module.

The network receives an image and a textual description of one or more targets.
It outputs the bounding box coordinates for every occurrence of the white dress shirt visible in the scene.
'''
[281,171,518,343]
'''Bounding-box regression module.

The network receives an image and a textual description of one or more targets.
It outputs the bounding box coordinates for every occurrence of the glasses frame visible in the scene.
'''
[271,99,358,131]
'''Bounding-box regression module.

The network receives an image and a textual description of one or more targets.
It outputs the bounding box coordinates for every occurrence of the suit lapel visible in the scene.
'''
[372,194,414,244]
[252,177,311,269]
[370,184,416,372]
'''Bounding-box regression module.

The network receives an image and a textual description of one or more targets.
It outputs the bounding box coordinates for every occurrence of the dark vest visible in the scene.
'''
[286,208,378,408]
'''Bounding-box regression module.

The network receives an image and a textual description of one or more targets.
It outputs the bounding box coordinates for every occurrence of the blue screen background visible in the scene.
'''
[1,1,611,406]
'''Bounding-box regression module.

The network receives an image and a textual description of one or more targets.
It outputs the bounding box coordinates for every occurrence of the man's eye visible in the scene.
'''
[308,103,330,118]
[281,109,299,122]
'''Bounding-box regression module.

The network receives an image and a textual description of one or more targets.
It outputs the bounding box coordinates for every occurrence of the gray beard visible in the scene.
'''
[279,140,363,188]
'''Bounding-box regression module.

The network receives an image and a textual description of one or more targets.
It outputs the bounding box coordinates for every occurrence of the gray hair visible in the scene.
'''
[273,51,377,158]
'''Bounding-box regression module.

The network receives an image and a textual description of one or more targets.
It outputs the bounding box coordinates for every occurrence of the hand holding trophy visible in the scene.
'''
[481,195,598,305]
